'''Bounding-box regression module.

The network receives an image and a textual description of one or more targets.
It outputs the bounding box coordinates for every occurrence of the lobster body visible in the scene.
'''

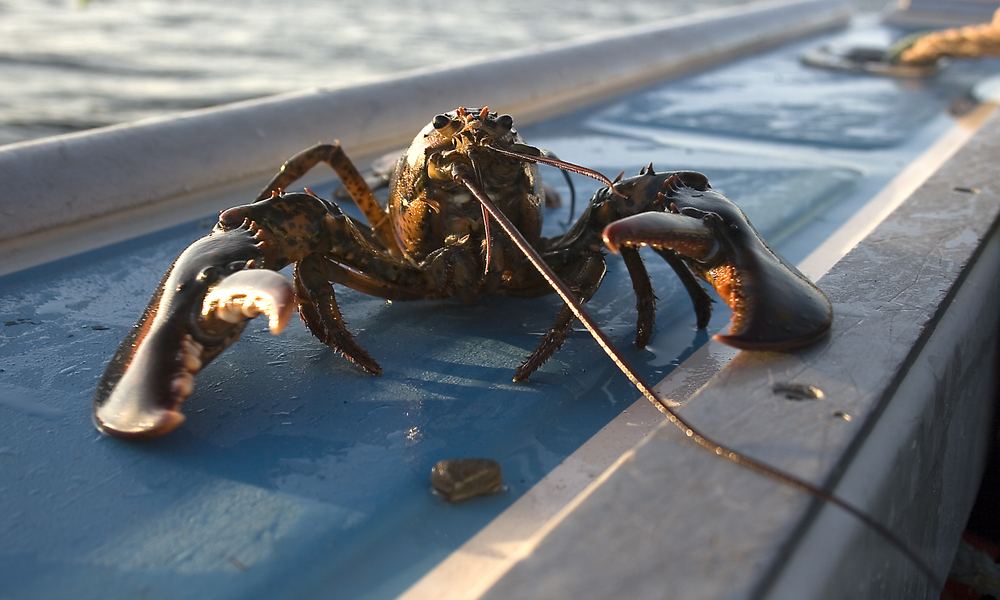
[93,108,831,438]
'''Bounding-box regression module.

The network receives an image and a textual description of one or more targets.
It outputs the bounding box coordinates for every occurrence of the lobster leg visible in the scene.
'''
[293,245,468,374]
[255,142,402,258]
[292,242,453,375]
[619,246,657,350]
[653,247,714,330]
[294,256,384,375]
[619,244,714,348]
[513,251,606,381]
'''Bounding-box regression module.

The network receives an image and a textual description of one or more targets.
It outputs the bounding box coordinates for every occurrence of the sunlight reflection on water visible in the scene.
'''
[0,0,757,145]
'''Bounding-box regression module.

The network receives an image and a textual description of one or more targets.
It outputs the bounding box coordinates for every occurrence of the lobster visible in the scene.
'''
[93,106,831,438]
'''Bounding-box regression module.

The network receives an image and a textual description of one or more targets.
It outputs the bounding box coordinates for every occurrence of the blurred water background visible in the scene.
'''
[0,0,888,148]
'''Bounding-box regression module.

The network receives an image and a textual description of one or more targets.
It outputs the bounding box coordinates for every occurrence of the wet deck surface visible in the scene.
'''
[2,17,1000,600]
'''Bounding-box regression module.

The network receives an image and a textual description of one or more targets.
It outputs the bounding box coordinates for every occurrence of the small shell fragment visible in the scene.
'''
[430,459,503,502]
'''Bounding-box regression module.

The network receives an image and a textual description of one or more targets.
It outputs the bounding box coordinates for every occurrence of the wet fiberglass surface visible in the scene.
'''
[2,21,999,600]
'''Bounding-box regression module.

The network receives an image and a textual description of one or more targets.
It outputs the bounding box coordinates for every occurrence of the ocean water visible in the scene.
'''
[0,0,773,147]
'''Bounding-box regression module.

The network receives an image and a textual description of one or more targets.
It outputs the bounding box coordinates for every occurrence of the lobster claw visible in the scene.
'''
[603,174,832,351]
[93,227,295,439]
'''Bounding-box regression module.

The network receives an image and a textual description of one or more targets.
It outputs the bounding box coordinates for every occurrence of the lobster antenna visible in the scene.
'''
[454,171,941,589]
[469,154,494,276]
[489,144,628,200]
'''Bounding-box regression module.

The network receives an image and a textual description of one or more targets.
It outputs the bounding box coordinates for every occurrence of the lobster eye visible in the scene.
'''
[432,114,450,130]
[495,114,513,132]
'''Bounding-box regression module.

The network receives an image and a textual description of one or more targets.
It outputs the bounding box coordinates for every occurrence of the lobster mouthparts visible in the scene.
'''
[93,227,294,439]
[602,178,832,351]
